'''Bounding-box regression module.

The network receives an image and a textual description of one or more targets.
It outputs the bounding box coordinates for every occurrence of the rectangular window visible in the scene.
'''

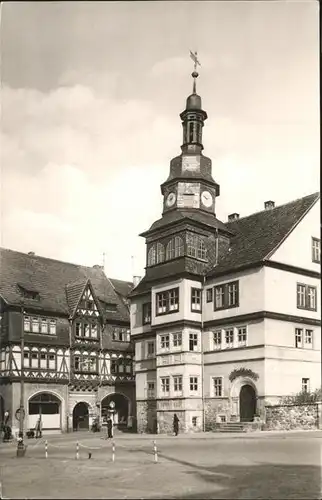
[173,375,183,393]
[48,354,55,369]
[189,376,198,392]
[312,237,321,263]
[31,352,38,368]
[213,330,222,350]
[160,334,170,350]
[172,332,182,348]
[214,286,224,309]
[84,323,90,337]
[41,318,48,334]
[305,329,313,347]
[214,281,239,311]
[40,352,47,368]
[237,326,247,347]
[32,317,39,333]
[169,289,179,312]
[49,319,56,335]
[147,382,155,398]
[125,359,132,374]
[225,329,234,348]
[191,288,202,312]
[75,323,81,337]
[302,378,310,393]
[111,359,117,374]
[206,288,213,303]
[143,302,152,325]
[213,377,223,397]
[147,341,155,357]
[295,328,303,348]
[297,283,317,311]
[192,416,198,427]
[161,377,170,395]
[24,316,31,332]
[189,333,198,352]
[156,288,179,315]
[91,324,98,338]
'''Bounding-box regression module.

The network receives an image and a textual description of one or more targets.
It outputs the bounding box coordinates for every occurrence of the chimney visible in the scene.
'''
[264,200,275,210]
[133,275,142,287]
[28,251,35,256]
[227,213,239,222]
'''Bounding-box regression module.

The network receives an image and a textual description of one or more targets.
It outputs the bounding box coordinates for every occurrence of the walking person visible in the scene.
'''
[173,413,179,436]
[106,416,113,439]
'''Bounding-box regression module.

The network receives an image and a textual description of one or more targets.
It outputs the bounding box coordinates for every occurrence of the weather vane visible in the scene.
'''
[189,50,201,94]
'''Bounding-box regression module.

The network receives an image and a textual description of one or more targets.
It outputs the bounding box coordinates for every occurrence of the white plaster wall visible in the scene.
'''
[269,200,320,271]
[264,357,321,397]
[203,268,265,323]
[264,318,321,351]
[264,267,320,318]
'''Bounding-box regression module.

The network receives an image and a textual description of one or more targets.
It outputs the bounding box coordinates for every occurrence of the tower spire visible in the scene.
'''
[189,50,201,94]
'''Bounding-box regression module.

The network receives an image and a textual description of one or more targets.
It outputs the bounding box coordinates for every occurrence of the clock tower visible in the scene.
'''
[162,56,220,216]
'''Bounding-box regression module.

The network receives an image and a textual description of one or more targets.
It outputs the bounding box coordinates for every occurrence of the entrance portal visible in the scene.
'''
[101,394,129,430]
[239,385,256,422]
[73,402,89,431]
[28,392,61,431]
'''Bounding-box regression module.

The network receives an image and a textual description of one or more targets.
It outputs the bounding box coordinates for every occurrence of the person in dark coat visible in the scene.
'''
[173,414,179,436]
[106,416,113,439]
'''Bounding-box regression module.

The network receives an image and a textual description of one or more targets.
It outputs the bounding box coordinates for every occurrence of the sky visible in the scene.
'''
[0,1,319,281]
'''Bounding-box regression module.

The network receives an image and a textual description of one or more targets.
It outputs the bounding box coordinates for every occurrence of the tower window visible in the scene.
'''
[148,246,156,266]
[166,236,184,260]
[187,234,207,261]
[156,243,165,264]
[188,122,194,143]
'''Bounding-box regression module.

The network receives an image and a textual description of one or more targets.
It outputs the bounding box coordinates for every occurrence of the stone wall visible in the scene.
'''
[204,398,230,430]
[158,410,185,434]
[136,400,157,433]
[264,403,321,431]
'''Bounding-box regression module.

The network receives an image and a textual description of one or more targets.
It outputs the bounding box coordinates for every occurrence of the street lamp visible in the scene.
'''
[17,305,26,457]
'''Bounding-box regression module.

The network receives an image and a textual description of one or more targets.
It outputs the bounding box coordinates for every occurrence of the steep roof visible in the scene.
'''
[207,192,320,277]
[109,278,133,298]
[0,248,130,322]
[141,209,232,236]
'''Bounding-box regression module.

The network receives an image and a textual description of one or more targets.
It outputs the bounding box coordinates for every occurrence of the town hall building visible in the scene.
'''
[129,61,321,433]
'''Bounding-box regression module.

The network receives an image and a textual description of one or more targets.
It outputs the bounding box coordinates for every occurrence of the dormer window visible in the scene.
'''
[17,283,40,300]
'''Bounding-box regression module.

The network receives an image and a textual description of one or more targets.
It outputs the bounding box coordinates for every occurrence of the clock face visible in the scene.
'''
[166,192,176,207]
[201,190,213,208]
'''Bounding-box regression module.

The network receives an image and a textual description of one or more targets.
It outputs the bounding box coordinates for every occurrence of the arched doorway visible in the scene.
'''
[73,402,89,431]
[101,394,129,430]
[28,392,61,431]
[239,385,256,422]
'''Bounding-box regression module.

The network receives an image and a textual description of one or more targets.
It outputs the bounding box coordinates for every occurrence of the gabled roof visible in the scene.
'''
[0,248,130,322]
[207,192,320,277]
[109,278,133,298]
[141,209,232,237]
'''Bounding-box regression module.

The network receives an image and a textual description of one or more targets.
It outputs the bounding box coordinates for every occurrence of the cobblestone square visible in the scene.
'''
[0,431,321,499]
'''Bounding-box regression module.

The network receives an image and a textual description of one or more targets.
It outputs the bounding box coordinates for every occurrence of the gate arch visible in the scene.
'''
[101,393,130,429]
[72,401,90,431]
[28,392,62,431]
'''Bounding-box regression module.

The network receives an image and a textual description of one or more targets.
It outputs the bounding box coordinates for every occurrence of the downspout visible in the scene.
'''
[201,274,206,432]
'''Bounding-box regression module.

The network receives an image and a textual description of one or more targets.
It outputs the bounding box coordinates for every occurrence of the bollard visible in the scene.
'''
[112,441,115,462]
[45,440,48,459]
[153,440,158,464]
[76,442,79,460]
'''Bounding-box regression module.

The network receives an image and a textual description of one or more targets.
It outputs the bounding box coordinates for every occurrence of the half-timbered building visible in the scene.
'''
[0,248,134,434]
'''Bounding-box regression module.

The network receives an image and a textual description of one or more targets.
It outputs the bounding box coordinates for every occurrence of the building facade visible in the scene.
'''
[129,69,321,433]
[0,249,135,435]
